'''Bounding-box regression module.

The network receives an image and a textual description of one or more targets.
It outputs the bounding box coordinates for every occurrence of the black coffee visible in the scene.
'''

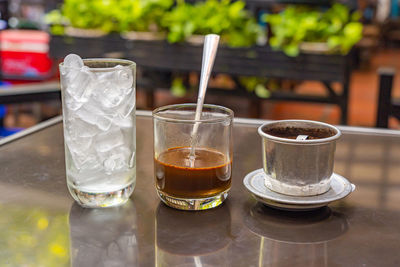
[154,147,232,198]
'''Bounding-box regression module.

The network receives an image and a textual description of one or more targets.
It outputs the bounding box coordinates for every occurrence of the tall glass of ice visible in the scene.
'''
[60,55,136,208]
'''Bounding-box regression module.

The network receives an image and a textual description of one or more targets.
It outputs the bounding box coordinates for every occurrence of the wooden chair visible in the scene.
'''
[376,67,400,128]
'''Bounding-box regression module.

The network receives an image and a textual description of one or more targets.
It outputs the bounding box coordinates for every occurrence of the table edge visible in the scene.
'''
[0,116,63,147]
[1,110,399,147]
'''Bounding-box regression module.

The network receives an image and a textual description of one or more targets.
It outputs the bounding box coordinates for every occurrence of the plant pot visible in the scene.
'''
[121,31,165,41]
[299,42,331,54]
[65,27,107,38]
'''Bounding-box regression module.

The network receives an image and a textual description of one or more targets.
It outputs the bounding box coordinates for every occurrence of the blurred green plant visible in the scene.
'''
[264,4,363,56]
[161,0,263,47]
[45,0,262,47]
[44,9,67,35]
[63,0,109,30]
[110,0,174,32]
[45,0,174,34]
[170,76,187,97]
[238,76,282,98]
[170,75,277,98]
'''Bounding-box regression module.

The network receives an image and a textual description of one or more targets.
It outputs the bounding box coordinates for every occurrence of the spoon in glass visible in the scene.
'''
[189,34,220,166]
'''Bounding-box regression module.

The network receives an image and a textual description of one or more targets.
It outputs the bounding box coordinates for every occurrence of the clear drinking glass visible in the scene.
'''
[153,104,233,210]
[60,58,136,208]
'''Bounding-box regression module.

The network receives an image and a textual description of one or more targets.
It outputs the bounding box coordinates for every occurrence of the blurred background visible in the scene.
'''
[1,0,400,138]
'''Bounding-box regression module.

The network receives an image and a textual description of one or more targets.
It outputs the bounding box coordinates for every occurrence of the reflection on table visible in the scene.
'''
[155,203,231,267]
[244,203,348,267]
[0,203,70,266]
[69,200,138,267]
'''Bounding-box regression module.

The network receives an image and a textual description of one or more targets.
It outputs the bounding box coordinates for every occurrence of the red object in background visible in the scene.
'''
[0,30,52,80]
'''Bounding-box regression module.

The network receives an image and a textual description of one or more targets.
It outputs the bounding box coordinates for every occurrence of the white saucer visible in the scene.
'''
[243,169,355,211]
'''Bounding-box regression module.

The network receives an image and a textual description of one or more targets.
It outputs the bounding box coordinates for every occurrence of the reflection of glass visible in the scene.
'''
[69,201,138,267]
[153,104,233,210]
[155,203,232,266]
[60,58,136,208]
[244,203,348,266]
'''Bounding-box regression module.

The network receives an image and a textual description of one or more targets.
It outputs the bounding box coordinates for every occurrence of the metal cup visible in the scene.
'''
[258,120,341,196]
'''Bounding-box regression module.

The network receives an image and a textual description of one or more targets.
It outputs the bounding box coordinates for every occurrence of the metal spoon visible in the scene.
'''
[194,34,220,122]
[189,34,220,162]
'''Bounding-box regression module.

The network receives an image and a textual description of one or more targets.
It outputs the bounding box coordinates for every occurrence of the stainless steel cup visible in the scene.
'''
[258,120,341,196]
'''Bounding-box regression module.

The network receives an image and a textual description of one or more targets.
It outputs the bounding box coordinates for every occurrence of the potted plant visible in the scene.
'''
[45,0,173,39]
[161,0,264,47]
[118,0,173,40]
[264,4,363,56]
[44,9,68,36]
[58,0,111,37]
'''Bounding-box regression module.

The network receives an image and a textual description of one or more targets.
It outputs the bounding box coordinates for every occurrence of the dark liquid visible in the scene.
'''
[154,147,232,198]
[264,126,335,140]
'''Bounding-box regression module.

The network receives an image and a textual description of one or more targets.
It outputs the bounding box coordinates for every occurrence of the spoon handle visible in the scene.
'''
[194,34,220,121]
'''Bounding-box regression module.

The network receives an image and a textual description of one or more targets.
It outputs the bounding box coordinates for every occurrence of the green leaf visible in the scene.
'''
[267,3,362,56]
[327,36,341,48]
[283,43,299,57]
[171,77,186,97]
[269,36,280,47]
[228,1,245,18]
[351,11,362,22]
[255,84,270,98]
[344,22,363,37]
[50,25,65,35]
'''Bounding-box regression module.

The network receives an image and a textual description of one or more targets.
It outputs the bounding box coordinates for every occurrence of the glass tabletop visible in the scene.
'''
[0,113,399,266]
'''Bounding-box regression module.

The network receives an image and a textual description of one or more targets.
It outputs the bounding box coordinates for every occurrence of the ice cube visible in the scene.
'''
[65,134,92,154]
[101,146,131,173]
[94,79,125,108]
[73,153,101,171]
[65,143,101,172]
[116,91,136,118]
[76,104,113,131]
[79,155,101,171]
[76,106,97,125]
[83,99,114,116]
[112,116,133,128]
[64,90,84,111]
[59,64,67,76]
[114,65,133,94]
[95,128,124,153]
[104,153,126,173]
[64,54,84,69]
[66,117,99,138]
[67,66,96,102]
[63,54,84,80]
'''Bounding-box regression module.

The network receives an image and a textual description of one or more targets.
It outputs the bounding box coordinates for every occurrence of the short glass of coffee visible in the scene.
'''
[153,104,233,210]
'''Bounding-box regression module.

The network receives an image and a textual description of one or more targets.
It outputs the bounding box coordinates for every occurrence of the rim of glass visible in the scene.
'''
[59,58,136,72]
[258,119,341,144]
[153,103,234,123]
